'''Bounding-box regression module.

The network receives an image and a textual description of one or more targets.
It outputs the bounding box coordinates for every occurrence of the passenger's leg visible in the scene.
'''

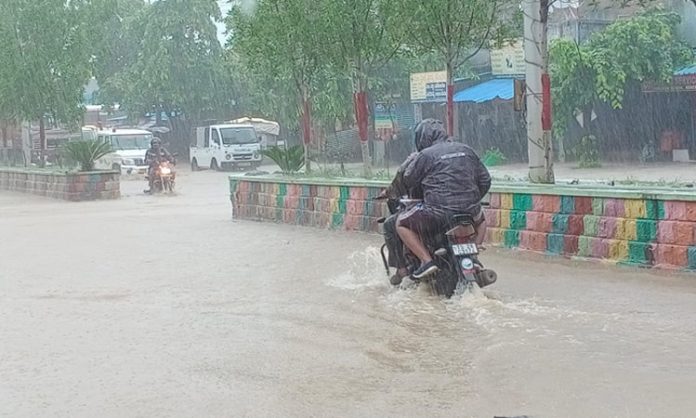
[396,224,432,264]
[396,206,440,278]
[383,215,408,284]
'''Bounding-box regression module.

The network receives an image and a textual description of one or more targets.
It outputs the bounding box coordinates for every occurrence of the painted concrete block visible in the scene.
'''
[615,218,637,241]
[533,194,560,213]
[510,210,527,230]
[489,193,501,209]
[520,230,548,252]
[500,210,511,229]
[560,196,575,214]
[635,219,658,243]
[513,193,533,211]
[624,200,647,219]
[655,244,688,268]
[567,215,584,236]
[608,239,629,261]
[664,201,687,220]
[484,209,501,228]
[504,230,520,248]
[575,196,593,215]
[590,237,609,259]
[501,193,513,210]
[564,235,579,255]
[553,214,569,234]
[547,233,564,254]
[604,199,626,218]
[583,215,600,237]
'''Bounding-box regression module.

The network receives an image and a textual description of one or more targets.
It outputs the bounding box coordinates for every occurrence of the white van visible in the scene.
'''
[83,127,153,174]
[190,123,263,171]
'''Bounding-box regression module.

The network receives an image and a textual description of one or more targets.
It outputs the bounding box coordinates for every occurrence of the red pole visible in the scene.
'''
[354,91,369,142]
[541,73,552,131]
[302,99,311,145]
[446,84,455,136]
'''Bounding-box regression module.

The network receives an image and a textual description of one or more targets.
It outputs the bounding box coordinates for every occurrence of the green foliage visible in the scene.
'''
[62,141,114,172]
[550,10,694,139]
[403,0,513,76]
[482,147,507,167]
[575,135,601,168]
[0,0,94,125]
[139,0,228,118]
[262,145,306,173]
[227,0,327,133]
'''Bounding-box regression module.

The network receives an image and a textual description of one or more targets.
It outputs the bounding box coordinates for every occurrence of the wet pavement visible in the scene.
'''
[2,169,696,417]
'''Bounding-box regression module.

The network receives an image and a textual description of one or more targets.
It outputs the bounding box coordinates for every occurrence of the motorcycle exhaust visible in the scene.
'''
[477,269,497,288]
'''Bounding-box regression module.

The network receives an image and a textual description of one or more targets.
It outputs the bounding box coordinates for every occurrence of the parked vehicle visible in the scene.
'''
[190,123,263,171]
[378,198,497,298]
[228,117,284,150]
[83,126,153,175]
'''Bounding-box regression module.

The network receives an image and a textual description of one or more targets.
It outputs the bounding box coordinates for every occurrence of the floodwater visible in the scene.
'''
[2,169,696,418]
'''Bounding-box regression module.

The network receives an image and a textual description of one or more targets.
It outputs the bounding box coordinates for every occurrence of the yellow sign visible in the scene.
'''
[491,40,525,76]
[410,71,447,101]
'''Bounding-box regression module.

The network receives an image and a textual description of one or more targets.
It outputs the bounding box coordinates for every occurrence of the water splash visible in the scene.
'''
[325,246,387,290]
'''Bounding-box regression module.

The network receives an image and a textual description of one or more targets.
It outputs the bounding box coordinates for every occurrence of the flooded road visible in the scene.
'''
[2,170,696,418]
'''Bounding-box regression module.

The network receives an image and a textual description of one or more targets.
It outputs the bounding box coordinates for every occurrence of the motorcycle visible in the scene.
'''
[377,198,497,298]
[147,157,177,194]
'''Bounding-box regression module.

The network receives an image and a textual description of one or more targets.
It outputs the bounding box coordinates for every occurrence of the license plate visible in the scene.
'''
[237,162,251,167]
[452,243,478,256]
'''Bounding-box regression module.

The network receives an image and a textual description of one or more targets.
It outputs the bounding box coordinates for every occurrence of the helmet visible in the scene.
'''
[414,119,447,151]
[151,137,162,147]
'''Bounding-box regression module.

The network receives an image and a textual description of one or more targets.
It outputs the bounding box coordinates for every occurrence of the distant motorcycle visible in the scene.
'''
[377,197,497,298]
[146,154,177,194]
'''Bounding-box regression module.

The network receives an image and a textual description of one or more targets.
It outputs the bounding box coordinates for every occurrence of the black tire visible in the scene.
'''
[210,158,219,171]
[111,163,121,172]
[428,264,458,298]
[191,158,199,172]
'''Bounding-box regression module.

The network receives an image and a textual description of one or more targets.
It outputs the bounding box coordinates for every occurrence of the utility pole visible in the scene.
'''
[523,0,555,184]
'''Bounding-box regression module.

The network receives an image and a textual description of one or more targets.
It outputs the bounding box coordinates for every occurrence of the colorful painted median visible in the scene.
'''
[230,175,696,271]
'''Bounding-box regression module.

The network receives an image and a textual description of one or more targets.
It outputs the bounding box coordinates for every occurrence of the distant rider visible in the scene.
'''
[145,137,174,193]
[396,119,491,279]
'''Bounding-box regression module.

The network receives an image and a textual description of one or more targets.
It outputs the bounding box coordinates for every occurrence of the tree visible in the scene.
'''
[118,0,231,149]
[227,0,328,170]
[0,0,94,166]
[521,0,671,183]
[89,0,148,105]
[404,0,512,137]
[550,10,693,145]
[323,0,405,175]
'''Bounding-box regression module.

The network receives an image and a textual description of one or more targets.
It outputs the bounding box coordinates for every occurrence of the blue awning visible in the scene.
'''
[453,78,514,103]
[676,65,696,76]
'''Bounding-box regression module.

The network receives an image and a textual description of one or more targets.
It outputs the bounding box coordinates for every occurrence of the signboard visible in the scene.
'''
[491,40,525,76]
[643,74,696,93]
[426,82,447,101]
[374,102,396,130]
[410,71,447,102]
[374,102,397,141]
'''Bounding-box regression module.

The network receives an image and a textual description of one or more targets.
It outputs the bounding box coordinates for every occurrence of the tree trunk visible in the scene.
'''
[39,117,46,168]
[301,88,312,172]
[446,62,455,137]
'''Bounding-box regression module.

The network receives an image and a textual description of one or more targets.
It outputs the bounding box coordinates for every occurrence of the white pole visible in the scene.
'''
[523,0,554,183]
